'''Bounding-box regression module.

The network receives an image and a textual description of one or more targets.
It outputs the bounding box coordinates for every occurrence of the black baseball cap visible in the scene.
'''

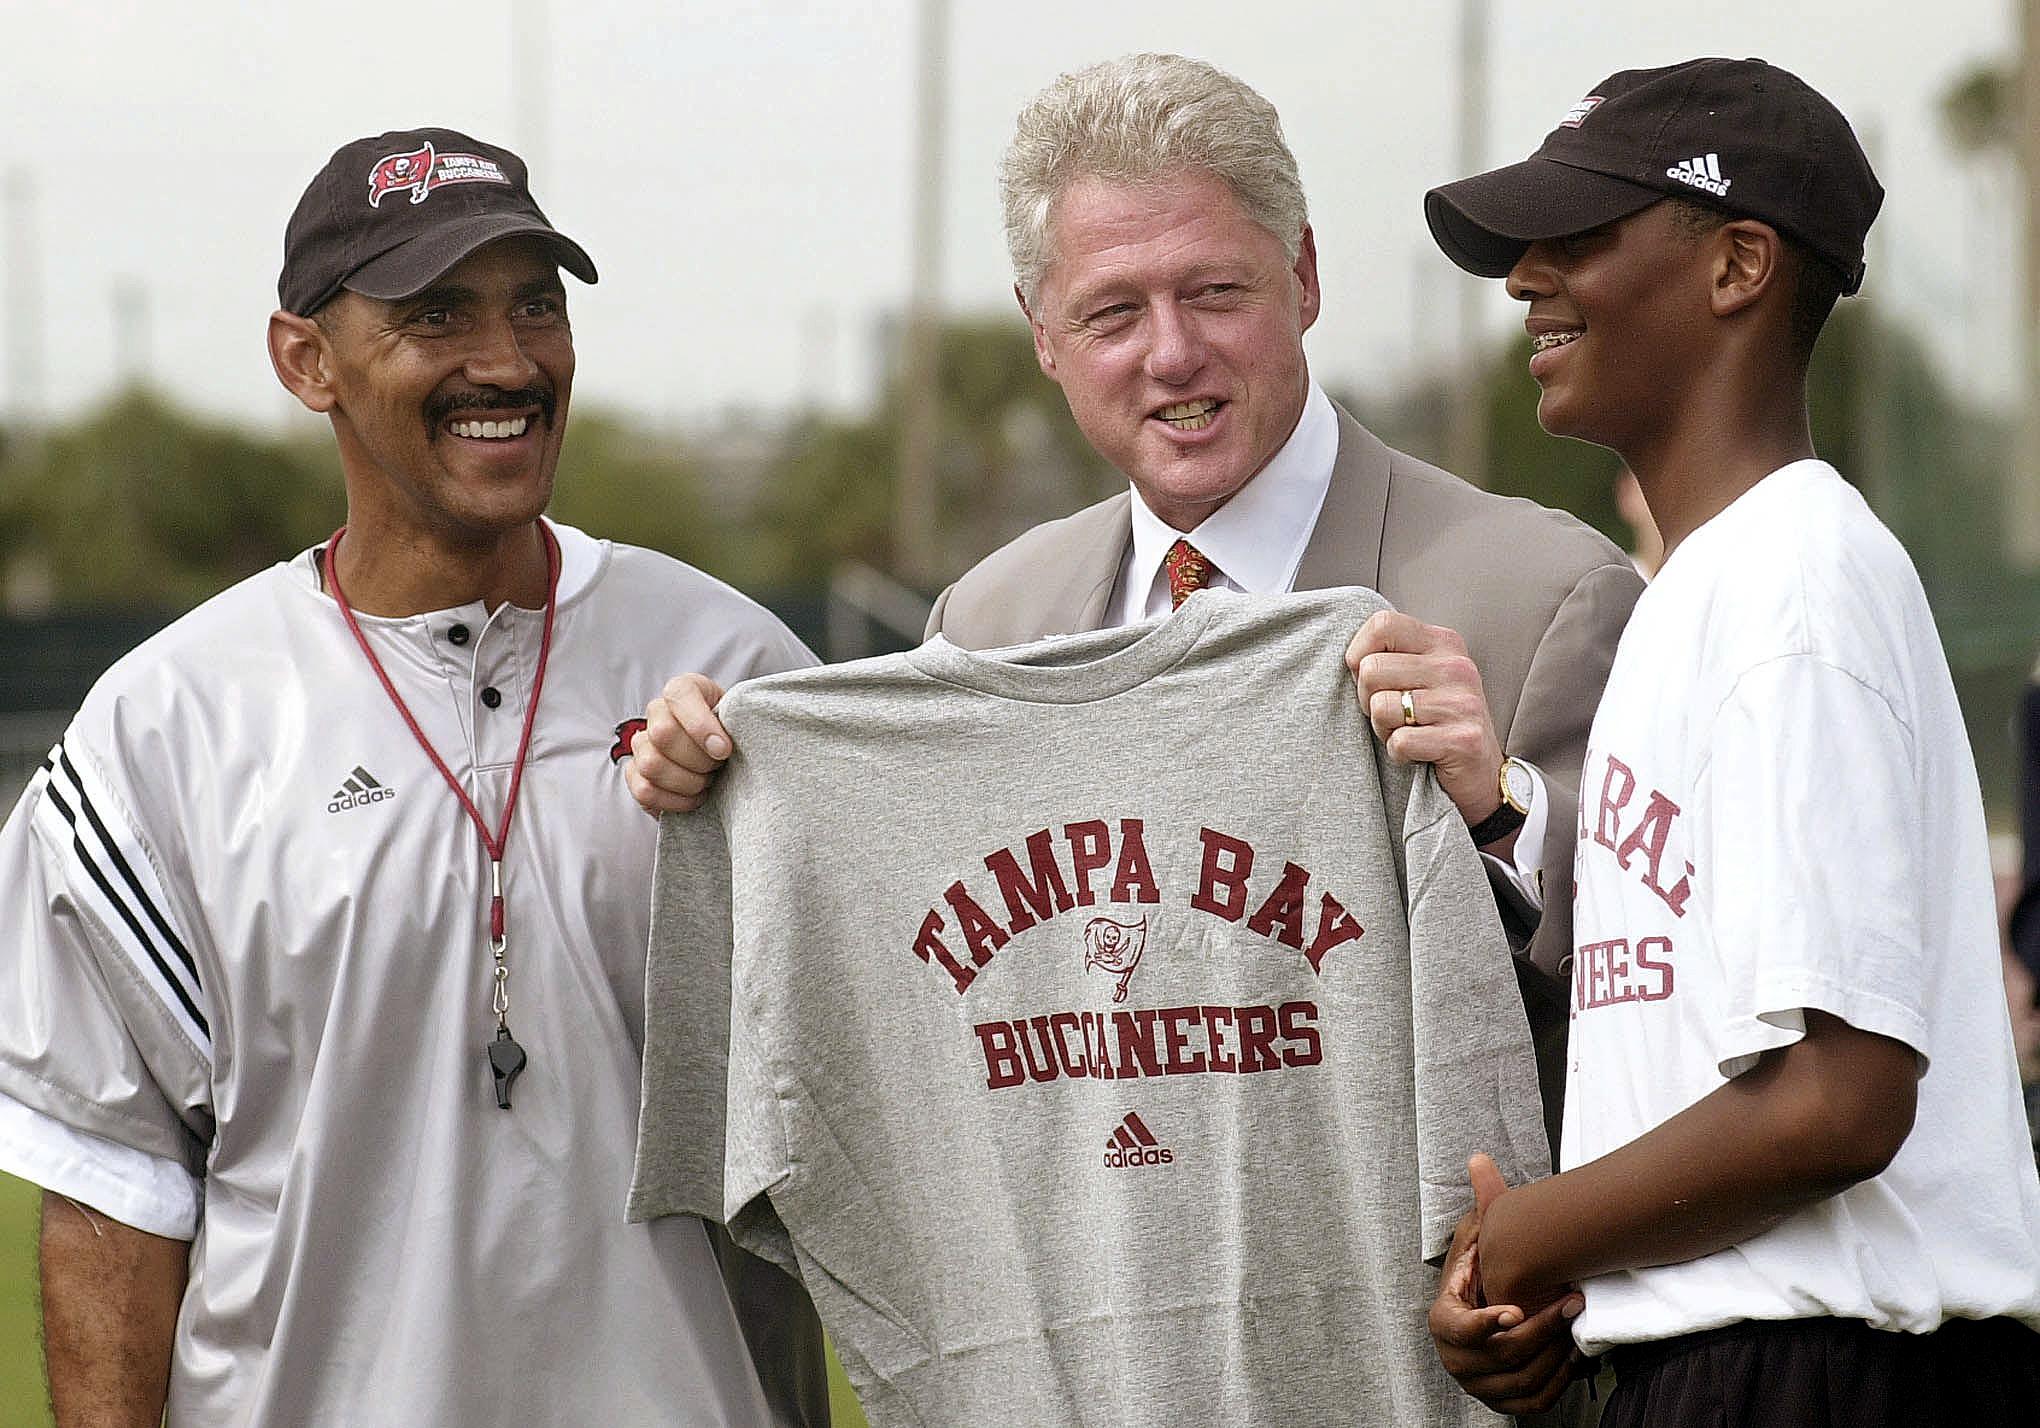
[1425,58,1883,295]
[278,127,597,316]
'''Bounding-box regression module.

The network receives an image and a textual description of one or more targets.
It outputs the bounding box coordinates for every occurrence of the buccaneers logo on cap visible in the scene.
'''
[367,144,438,208]
[366,142,512,209]
[1083,913,1149,1004]
[1558,95,1604,129]
[609,717,648,764]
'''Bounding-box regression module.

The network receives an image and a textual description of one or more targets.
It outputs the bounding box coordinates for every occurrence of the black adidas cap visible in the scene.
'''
[279,127,597,316]
[1425,58,1883,295]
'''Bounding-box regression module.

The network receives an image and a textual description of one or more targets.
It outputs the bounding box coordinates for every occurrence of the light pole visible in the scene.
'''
[894,0,949,589]
[1446,0,1491,485]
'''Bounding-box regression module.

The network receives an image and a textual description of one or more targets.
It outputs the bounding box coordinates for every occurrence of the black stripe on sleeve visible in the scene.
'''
[57,748,202,987]
[41,780,210,1041]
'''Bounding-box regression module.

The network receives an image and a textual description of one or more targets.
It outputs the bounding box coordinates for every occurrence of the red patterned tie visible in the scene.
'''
[1163,538,1216,610]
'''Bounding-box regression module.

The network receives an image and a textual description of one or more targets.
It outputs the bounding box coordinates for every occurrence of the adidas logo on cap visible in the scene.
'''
[327,765,397,813]
[1102,1111,1174,1168]
[1666,152,1731,196]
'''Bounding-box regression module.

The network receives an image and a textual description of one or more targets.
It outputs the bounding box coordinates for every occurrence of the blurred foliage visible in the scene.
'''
[742,414,898,587]
[0,387,342,608]
[0,317,1109,617]
[0,308,2022,619]
[1807,301,2012,599]
[1,308,2032,820]
[549,410,719,572]
[736,315,1114,591]
[1940,62,2014,155]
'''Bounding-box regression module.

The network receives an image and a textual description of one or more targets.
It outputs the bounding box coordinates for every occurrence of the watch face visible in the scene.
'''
[1501,759,1535,814]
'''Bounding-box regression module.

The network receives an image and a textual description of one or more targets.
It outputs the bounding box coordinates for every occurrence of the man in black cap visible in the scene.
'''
[0,128,827,1425]
[1422,58,2040,1425]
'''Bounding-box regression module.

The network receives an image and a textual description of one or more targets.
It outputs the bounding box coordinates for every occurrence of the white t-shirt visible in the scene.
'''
[1563,460,2040,1356]
[0,522,817,1426]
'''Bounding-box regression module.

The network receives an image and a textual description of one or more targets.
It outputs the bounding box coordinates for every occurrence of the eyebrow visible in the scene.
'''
[1060,279,1140,317]
[402,283,478,311]
[1066,263,1248,312]
[399,276,566,311]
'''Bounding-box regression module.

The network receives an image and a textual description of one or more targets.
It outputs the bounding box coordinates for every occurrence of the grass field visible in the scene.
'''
[1,1173,48,1428]
[0,1171,867,1427]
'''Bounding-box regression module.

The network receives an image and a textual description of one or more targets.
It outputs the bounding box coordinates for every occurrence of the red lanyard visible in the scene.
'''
[322,522,560,1107]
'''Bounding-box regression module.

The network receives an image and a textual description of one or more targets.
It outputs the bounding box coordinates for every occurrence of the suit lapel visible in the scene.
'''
[1047,491,1133,634]
[1037,402,1387,633]
[1292,403,1392,595]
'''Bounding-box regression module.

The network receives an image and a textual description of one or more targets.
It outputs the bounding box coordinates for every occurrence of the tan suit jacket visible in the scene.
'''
[928,405,1645,1133]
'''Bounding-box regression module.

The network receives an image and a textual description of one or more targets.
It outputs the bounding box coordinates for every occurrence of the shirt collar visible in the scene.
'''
[295,516,604,614]
[543,518,602,604]
[1125,380,1338,600]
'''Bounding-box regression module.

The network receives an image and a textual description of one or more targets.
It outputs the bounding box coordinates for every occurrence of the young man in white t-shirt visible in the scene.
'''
[1418,57,2040,1425]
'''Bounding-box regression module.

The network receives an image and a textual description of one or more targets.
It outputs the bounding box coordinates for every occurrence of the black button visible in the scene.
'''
[447,624,471,645]
[480,686,502,709]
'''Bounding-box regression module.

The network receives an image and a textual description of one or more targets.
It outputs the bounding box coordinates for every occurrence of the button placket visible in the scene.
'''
[467,603,532,771]
[430,604,489,757]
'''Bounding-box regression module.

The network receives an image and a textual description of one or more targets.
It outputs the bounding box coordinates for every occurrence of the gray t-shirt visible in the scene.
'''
[632,588,1547,1427]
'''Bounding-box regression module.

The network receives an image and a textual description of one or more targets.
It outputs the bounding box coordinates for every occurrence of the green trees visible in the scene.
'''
[0,316,1104,612]
[730,315,1113,592]
[0,389,341,609]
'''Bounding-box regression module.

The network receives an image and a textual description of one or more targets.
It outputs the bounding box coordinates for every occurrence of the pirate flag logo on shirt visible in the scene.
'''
[1083,913,1149,1003]
[609,717,648,764]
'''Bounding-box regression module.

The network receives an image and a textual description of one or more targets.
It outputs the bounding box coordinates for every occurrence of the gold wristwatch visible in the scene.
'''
[1467,756,1533,846]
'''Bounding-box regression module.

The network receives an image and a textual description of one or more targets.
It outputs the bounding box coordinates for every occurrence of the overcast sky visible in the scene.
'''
[0,1,2018,431]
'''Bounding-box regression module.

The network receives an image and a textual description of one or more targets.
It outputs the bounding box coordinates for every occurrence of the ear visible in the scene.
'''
[1293,224,1322,335]
[1709,220,1784,320]
[1016,283,1060,384]
[267,309,340,414]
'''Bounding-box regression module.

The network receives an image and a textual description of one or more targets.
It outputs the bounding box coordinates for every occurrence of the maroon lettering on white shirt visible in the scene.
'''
[1579,750,1696,918]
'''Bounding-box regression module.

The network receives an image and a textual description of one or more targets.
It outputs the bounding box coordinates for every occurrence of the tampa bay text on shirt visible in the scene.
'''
[906,817,1365,1090]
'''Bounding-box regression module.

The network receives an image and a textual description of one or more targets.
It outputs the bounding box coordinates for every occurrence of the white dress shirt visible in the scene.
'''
[1108,380,1548,908]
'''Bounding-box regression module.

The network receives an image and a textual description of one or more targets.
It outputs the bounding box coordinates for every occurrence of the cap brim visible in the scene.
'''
[342,211,599,301]
[1425,158,1664,278]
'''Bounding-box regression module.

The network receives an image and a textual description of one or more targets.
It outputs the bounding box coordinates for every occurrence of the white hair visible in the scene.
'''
[1000,53,1309,304]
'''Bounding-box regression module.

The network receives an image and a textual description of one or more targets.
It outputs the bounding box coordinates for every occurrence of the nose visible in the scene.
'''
[1506,241,1559,303]
[1143,300,1204,386]
[464,314,541,390]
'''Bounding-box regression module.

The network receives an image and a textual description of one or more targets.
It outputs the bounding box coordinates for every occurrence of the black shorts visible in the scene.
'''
[1601,1315,2040,1427]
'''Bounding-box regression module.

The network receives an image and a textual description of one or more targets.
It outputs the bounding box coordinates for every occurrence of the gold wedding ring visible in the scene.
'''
[1400,689,1418,727]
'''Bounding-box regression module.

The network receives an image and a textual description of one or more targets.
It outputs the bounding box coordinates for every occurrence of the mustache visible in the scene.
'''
[426,384,556,431]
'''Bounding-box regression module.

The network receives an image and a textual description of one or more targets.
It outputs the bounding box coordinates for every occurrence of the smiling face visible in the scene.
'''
[1504,200,1716,458]
[316,235,574,547]
[1024,169,1320,531]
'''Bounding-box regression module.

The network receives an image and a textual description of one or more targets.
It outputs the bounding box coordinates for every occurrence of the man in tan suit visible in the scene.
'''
[632,52,1638,1423]
[631,53,1637,1140]
[930,53,1637,1136]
